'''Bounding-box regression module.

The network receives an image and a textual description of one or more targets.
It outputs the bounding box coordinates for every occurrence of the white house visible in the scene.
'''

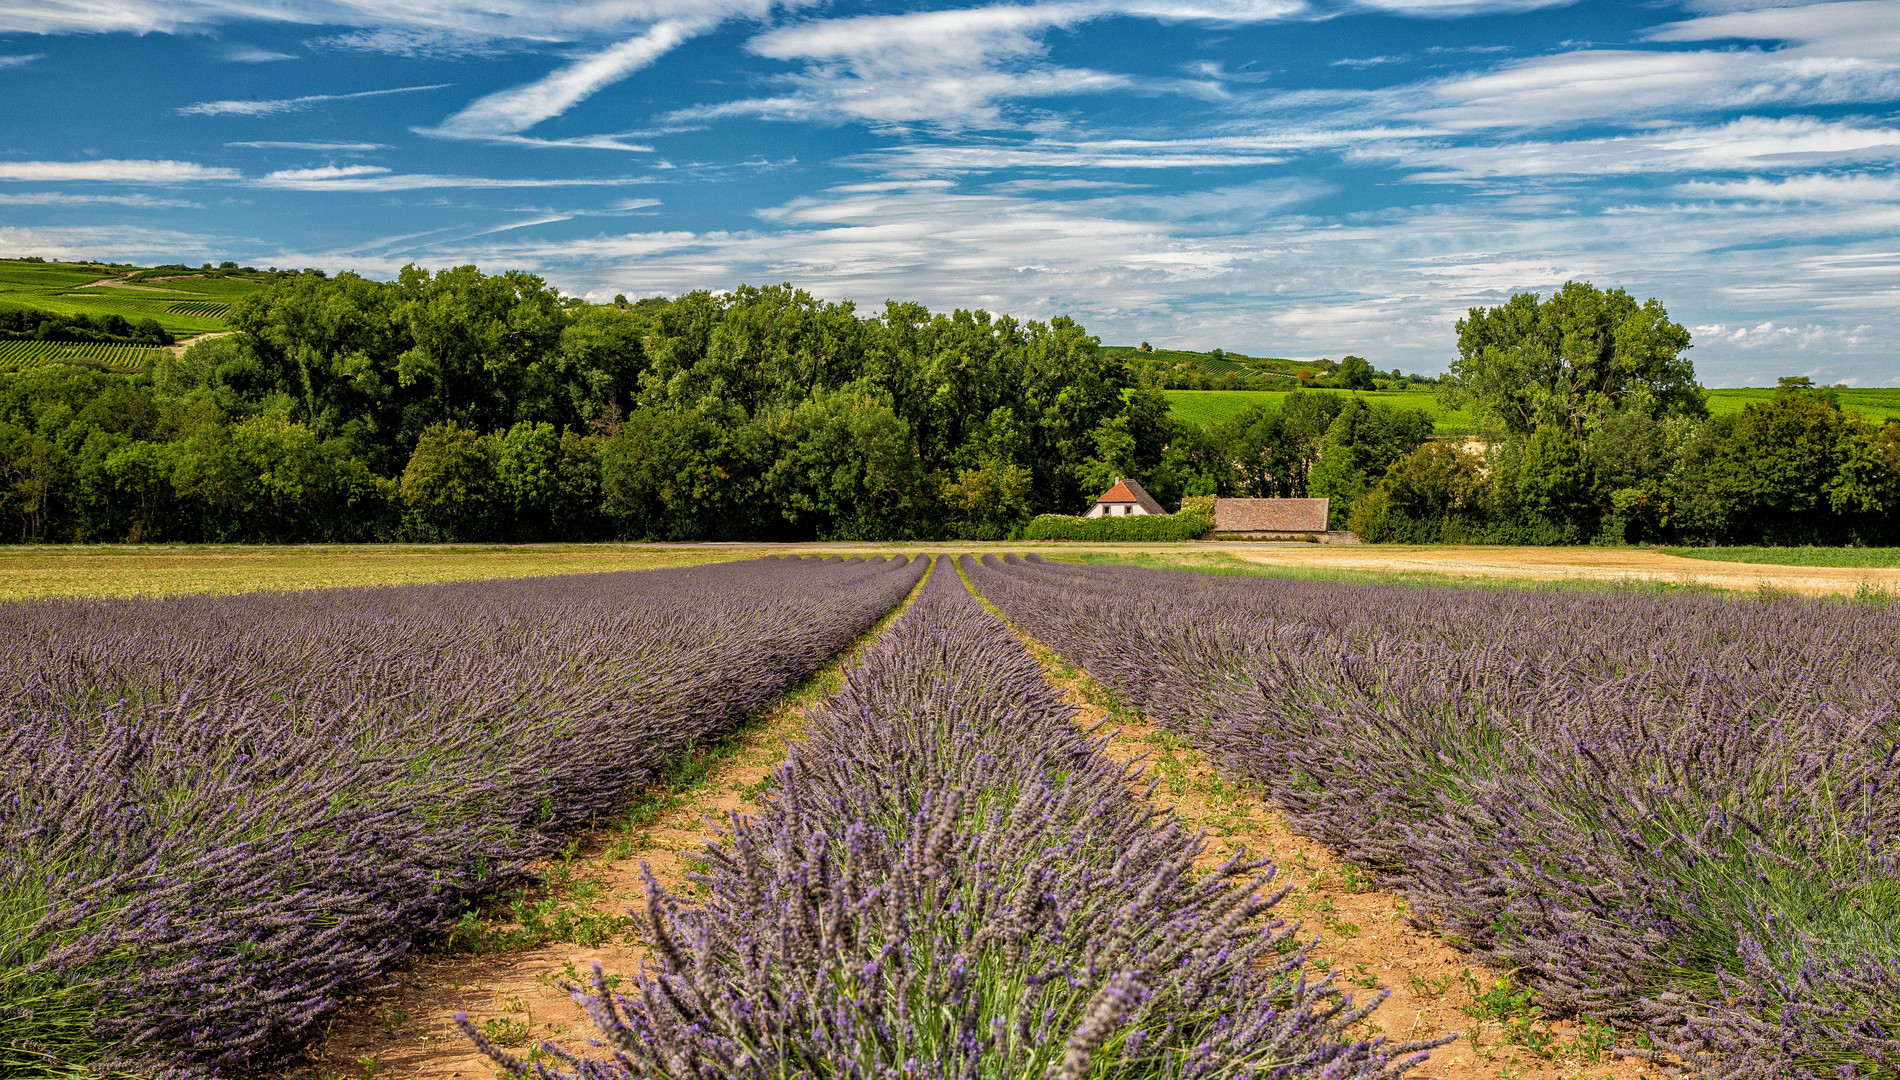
[1086,478,1166,518]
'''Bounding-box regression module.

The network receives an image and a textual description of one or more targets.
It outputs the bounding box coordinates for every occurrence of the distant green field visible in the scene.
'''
[1163,388,1481,435]
[1705,387,1900,424]
[0,259,262,338]
[1663,546,1900,568]
[0,339,169,372]
[1167,386,1900,434]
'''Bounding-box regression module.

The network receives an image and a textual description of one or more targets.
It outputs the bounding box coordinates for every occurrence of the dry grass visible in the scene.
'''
[0,544,743,601]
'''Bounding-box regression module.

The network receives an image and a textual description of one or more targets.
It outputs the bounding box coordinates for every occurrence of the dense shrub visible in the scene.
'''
[1022,507,1211,541]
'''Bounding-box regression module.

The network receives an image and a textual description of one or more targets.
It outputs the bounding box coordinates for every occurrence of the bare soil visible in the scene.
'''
[277,564,933,1080]
[985,589,1659,1080]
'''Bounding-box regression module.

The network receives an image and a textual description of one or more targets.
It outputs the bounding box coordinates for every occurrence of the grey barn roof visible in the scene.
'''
[1211,497,1330,533]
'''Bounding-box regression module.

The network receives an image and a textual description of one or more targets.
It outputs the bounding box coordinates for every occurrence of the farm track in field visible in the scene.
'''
[278,557,938,1080]
[287,554,1660,1080]
[961,564,1660,1080]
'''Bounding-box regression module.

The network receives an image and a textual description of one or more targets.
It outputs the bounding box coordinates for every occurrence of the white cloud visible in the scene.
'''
[304,27,512,59]
[692,0,1323,131]
[0,191,204,208]
[423,20,704,142]
[1673,172,1900,202]
[1371,116,1900,179]
[1405,0,1900,129]
[0,0,777,38]
[0,159,241,183]
[252,167,644,190]
[0,54,43,69]
[178,83,450,117]
[226,140,390,150]
[220,44,295,62]
[0,223,229,263]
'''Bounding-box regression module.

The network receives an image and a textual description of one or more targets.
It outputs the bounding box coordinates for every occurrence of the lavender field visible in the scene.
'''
[4,551,1888,1080]
[0,556,922,1077]
[967,554,1899,1080]
[468,556,1441,1080]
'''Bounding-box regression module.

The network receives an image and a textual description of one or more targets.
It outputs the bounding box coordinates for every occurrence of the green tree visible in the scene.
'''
[1308,397,1434,527]
[1445,281,1701,438]
[1683,378,1899,545]
[1349,442,1491,543]
[1334,355,1376,390]
[400,422,500,540]
[1494,426,1597,543]
[1223,390,1347,498]
[940,458,1034,540]
[599,407,741,540]
[765,390,925,541]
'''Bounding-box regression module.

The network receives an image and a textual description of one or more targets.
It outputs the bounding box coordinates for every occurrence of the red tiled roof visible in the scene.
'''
[1211,497,1330,533]
[1093,478,1166,514]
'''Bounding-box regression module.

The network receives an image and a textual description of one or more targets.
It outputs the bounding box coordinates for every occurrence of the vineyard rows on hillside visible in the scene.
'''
[0,338,169,371]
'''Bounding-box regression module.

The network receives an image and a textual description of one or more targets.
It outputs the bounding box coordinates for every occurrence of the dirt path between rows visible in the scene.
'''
[1231,543,1898,597]
[961,562,1660,1080]
[285,555,1661,1080]
[279,559,936,1080]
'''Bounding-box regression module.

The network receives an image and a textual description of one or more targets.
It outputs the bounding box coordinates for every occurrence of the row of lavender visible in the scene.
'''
[965,554,1900,1079]
[472,556,1445,1079]
[0,555,925,1078]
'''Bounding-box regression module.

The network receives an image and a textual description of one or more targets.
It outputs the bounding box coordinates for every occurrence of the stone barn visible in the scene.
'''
[1208,497,1331,540]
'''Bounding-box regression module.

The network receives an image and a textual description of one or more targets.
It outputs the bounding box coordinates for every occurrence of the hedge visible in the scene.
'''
[1022,509,1212,541]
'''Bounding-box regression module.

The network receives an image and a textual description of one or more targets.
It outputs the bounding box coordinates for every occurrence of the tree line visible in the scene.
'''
[0,308,174,346]
[0,267,1892,545]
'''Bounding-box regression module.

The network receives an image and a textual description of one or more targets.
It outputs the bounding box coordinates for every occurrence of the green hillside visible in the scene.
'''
[1705,386,1900,424]
[1164,388,1480,435]
[1163,386,1900,434]
[0,258,272,340]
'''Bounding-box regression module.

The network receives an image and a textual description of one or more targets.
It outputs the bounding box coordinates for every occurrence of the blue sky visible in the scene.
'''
[1,0,1897,385]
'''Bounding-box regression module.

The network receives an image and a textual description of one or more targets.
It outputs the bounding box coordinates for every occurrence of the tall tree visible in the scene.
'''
[1445,281,1701,438]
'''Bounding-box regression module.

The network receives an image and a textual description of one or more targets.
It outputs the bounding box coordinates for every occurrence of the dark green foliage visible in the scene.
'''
[1308,396,1434,528]
[0,267,1150,543]
[0,307,173,346]
[1333,355,1376,390]
[1348,442,1490,543]
[1446,281,1702,438]
[1022,507,1213,541]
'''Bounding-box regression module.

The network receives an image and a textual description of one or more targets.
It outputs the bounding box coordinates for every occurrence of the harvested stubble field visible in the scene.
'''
[2,549,1889,1080]
[0,544,746,600]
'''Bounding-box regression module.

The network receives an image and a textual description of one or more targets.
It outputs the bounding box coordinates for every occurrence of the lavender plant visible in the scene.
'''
[0,555,924,1078]
[465,557,1443,1080]
[965,554,1900,1079]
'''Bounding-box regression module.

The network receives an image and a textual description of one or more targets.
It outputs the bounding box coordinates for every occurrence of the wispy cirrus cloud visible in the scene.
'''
[0,54,43,69]
[253,165,647,190]
[0,191,204,208]
[0,159,241,183]
[421,19,706,144]
[218,44,295,62]
[178,83,450,117]
[1366,116,1900,179]
[226,140,390,151]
